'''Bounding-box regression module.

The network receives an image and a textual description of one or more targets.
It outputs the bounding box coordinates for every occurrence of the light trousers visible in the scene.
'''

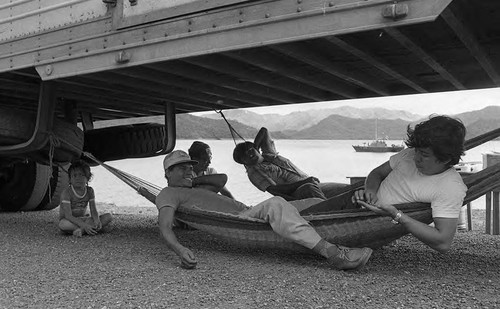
[240,196,322,249]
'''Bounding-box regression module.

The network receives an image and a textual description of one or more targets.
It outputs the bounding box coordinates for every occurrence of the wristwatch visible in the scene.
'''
[391,211,403,225]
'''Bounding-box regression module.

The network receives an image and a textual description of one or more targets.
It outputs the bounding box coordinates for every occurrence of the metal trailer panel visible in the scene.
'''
[33,0,452,80]
[0,0,108,42]
[118,0,252,29]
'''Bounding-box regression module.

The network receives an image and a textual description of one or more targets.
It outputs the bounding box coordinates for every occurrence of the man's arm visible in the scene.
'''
[192,173,228,193]
[353,161,392,204]
[219,186,235,199]
[398,215,457,252]
[254,127,277,154]
[158,206,197,269]
[358,201,458,253]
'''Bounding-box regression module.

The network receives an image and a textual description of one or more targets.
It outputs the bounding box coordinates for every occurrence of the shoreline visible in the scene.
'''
[1,205,499,308]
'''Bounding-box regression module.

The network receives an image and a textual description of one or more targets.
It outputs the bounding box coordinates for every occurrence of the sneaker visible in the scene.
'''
[72,228,83,237]
[327,245,373,270]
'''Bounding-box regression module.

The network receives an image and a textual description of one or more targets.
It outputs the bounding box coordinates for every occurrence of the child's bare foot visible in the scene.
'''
[72,228,83,237]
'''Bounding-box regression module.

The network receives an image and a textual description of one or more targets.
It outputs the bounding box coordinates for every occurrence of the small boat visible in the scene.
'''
[352,119,404,153]
[353,139,405,153]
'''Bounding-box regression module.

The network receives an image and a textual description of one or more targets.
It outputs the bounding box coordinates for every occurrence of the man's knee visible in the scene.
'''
[268,196,287,204]
[296,183,326,200]
[264,196,298,215]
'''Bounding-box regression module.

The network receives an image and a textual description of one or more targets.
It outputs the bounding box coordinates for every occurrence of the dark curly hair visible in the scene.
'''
[68,160,93,181]
[188,141,210,159]
[233,141,256,164]
[405,115,466,167]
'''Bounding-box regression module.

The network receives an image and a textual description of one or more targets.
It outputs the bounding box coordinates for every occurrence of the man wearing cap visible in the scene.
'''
[233,127,348,201]
[155,150,372,270]
[188,141,234,199]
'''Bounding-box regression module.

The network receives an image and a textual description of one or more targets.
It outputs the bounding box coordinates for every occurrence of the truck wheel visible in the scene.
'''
[0,160,68,212]
[83,123,166,163]
[0,108,84,163]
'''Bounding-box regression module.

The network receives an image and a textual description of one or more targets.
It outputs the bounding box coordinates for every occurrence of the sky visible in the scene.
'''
[239,87,500,116]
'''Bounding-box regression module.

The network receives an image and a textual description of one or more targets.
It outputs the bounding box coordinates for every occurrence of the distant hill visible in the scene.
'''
[92,106,500,141]
[291,116,409,140]
[453,106,500,126]
[202,106,422,131]
[464,118,500,140]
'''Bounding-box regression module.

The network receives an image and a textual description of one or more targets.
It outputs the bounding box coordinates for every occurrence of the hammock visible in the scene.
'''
[85,127,500,250]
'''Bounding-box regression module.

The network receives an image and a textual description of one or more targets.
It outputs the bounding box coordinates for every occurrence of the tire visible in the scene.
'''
[0,160,68,212]
[0,108,84,163]
[83,123,166,162]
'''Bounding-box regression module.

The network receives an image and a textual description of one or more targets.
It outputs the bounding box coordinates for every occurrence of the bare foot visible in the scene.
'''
[72,229,83,237]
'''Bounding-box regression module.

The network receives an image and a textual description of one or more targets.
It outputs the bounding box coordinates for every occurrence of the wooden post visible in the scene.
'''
[486,192,491,234]
[493,191,500,235]
[467,203,472,231]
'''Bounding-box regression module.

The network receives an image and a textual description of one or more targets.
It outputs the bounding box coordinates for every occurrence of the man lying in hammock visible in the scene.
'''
[155,150,372,270]
[233,127,347,201]
[353,115,467,253]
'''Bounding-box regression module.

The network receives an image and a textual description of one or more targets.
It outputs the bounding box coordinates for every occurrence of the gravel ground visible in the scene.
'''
[1,204,499,309]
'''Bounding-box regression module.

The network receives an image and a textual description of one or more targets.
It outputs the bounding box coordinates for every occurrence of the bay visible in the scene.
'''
[91,139,500,209]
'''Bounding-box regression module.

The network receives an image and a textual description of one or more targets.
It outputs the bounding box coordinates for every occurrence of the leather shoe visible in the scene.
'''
[327,245,372,270]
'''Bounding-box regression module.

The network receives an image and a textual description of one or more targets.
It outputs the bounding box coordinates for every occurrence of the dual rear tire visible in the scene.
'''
[0,160,68,211]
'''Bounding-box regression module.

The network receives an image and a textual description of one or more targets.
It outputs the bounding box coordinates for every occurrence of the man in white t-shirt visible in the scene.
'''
[353,115,467,253]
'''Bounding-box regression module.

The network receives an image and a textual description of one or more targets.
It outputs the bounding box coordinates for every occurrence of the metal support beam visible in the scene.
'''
[324,36,427,93]
[385,27,466,90]
[441,7,500,86]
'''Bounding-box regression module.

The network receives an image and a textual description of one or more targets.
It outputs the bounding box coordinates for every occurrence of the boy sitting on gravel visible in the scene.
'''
[58,160,112,237]
[155,150,372,270]
[353,115,467,253]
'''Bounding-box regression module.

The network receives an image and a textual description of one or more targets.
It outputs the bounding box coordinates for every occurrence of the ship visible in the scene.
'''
[352,119,405,153]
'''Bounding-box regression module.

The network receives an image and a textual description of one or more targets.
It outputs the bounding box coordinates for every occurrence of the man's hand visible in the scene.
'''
[178,247,197,269]
[356,200,398,218]
[352,189,378,205]
[305,176,320,184]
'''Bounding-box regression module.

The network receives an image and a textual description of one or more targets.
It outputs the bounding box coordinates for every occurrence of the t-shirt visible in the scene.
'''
[246,153,308,191]
[155,187,249,214]
[377,148,467,219]
[59,186,95,219]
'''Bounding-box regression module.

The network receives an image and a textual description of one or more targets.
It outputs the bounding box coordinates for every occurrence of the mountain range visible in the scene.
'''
[94,105,500,141]
[201,106,422,132]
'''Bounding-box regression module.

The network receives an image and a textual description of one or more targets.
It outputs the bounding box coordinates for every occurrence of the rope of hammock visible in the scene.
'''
[83,152,160,204]
[81,108,246,205]
[214,109,246,146]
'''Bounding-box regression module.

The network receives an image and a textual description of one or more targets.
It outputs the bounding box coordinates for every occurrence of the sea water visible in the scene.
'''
[91,139,500,209]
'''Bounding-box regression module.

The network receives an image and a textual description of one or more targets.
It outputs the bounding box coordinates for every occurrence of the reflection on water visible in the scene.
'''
[91,140,500,208]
